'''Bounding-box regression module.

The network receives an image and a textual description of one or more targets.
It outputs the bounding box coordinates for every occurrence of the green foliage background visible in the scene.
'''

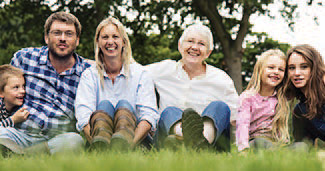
[0,0,291,87]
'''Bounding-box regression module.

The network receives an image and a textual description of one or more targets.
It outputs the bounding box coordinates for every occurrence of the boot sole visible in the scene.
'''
[182,108,209,150]
[90,137,110,151]
[110,134,130,151]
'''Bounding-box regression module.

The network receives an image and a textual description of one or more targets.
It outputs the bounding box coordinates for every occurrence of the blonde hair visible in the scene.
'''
[245,49,290,144]
[94,17,134,88]
[0,64,24,92]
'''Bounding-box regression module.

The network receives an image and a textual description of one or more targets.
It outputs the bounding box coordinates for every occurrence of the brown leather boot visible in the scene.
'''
[89,110,114,150]
[110,109,136,151]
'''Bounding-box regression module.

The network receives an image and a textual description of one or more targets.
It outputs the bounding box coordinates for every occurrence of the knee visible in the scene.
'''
[161,107,181,117]
[208,101,230,115]
[62,133,84,149]
[98,100,114,113]
[116,100,134,112]
[49,133,84,154]
[98,100,112,106]
[210,101,230,111]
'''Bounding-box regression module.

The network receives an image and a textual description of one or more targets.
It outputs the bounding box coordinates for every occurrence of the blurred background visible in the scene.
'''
[0,0,323,92]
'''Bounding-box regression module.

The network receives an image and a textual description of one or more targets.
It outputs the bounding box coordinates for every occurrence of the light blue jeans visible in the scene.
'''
[97,100,136,120]
[156,101,231,150]
[0,127,83,154]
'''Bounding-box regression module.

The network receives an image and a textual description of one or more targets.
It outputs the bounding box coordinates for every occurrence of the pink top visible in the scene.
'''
[236,91,277,151]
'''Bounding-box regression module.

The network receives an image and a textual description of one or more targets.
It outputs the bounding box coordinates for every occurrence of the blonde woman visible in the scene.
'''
[75,17,159,150]
[236,49,290,151]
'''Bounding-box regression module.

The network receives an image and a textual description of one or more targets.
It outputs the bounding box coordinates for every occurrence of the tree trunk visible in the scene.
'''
[191,0,246,93]
[223,47,243,93]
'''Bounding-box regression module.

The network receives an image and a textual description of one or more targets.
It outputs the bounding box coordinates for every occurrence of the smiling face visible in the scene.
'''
[0,76,25,111]
[178,30,212,66]
[261,55,286,90]
[98,24,124,60]
[45,20,79,60]
[287,52,311,91]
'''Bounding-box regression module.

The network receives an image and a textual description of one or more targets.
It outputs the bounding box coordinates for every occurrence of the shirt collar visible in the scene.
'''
[176,60,207,80]
[103,64,126,79]
[255,91,277,102]
[38,46,85,76]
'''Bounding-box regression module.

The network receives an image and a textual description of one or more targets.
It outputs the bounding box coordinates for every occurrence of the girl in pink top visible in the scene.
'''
[236,49,290,151]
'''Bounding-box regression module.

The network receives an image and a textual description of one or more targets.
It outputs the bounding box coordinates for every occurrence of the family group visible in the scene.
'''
[0,11,324,155]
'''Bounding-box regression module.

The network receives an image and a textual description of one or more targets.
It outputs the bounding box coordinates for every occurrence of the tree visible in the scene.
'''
[89,0,317,92]
[188,0,300,92]
[0,0,52,63]
[0,0,319,92]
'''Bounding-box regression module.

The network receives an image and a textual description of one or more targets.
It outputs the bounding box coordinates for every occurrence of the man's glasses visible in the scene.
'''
[49,30,76,38]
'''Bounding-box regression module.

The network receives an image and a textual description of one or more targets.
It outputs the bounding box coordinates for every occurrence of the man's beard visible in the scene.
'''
[48,45,75,61]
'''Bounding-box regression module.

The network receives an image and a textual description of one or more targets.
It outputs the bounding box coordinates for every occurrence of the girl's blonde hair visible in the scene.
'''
[94,17,134,87]
[245,49,290,144]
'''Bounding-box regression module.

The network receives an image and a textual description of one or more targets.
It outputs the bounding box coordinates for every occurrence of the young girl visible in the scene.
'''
[236,49,290,151]
[284,44,325,147]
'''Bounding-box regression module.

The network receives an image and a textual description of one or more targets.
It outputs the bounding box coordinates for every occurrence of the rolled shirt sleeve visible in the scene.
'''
[136,70,159,131]
[75,68,98,132]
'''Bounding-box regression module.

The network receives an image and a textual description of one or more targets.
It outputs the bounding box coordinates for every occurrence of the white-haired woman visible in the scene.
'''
[146,24,239,151]
[75,17,159,150]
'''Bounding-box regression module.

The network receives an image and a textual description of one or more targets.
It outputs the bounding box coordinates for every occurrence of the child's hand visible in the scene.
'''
[11,107,29,124]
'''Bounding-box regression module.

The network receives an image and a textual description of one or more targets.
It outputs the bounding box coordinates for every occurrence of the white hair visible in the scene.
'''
[179,24,214,51]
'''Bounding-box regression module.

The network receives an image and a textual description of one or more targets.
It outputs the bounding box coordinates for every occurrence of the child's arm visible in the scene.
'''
[10,107,29,125]
[236,94,252,152]
[0,117,14,127]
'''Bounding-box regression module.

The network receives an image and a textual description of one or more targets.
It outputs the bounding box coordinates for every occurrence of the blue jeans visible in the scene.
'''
[96,100,152,148]
[157,101,230,151]
[97,100,136,120]
[293,103,325,142]
[0,127,83,154]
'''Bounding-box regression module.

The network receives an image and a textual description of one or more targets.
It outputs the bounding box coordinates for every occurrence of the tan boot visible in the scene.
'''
[89,110,114,150]
[110,109,136,151]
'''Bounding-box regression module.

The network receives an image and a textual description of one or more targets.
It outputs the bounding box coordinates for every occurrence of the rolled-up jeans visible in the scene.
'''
[156,101,231,151]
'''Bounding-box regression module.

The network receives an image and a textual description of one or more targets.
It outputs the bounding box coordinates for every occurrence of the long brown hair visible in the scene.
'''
[244,49,290,143]
[284,44,325,119]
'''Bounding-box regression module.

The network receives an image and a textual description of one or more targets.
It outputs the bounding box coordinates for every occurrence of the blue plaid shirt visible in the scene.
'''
[11,46,91,137]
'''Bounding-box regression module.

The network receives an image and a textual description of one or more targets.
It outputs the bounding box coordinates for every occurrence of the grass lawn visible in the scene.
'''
[0,146,323,171]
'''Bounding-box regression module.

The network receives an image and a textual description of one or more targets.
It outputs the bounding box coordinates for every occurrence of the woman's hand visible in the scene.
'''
[131,120,152,148]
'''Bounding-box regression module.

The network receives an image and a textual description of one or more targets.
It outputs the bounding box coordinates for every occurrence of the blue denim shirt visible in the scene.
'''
[75,63,159,132]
